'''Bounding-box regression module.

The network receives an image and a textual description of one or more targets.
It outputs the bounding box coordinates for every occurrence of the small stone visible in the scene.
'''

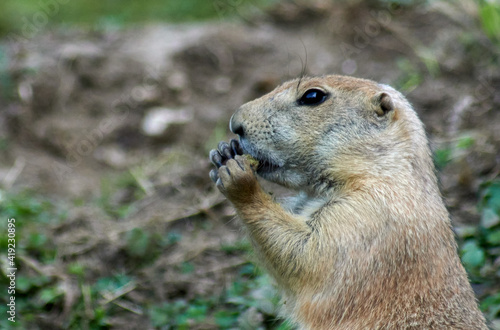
[167,71,188,91]
[94,146,128,169]
[141,107,192,137]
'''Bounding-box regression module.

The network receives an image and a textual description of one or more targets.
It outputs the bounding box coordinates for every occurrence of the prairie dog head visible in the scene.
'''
[230,75,430,194]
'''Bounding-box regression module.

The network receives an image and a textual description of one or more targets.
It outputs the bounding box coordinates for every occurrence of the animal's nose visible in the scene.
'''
[230,113,245,137]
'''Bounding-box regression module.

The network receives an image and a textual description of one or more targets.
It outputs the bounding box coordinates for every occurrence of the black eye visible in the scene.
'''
[298,89,328,106]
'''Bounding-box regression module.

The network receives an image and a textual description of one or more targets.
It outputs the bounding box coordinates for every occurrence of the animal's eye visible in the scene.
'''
[298,89,328,106]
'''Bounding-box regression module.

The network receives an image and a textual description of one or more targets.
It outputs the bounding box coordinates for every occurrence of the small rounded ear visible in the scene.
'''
[373,92,394,116]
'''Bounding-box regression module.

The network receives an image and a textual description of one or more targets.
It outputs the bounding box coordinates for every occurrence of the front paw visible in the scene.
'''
[209,139,243,183]
[209,140,257,200]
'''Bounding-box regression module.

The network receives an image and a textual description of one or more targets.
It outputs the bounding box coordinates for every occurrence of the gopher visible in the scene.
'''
[208,75,487,329]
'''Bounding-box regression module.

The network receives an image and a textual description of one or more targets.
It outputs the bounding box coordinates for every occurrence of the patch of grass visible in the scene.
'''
[149,263,291,329]
[416,47,440,77]
[150,299,209,329]
[433,133,476,170]
[433,147,452,170]
[478,0,500,47]
[123,227,174,266]
[97,170,144,219]
[0,191,60,262]
[221,239,253,254]
[0,0,274,37]
[395,57,423,93]
[457,179,500,323]
[0,45,16,101]
[0,190,64,329]
[66,274,136,329]
[456,135,475,150]
[124,227,151,257]
[0,190,147,329]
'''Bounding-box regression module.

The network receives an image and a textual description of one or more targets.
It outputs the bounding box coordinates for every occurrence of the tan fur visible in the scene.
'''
[210,75,487,329]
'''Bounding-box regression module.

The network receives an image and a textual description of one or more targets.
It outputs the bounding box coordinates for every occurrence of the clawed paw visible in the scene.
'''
[209,139,244,183]
[209,139,257,198]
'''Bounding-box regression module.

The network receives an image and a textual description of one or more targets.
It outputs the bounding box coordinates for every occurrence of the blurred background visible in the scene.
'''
[0,0,499,329]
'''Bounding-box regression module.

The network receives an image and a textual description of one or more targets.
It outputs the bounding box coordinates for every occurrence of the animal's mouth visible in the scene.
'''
[255,157,282,174]
[238,138,283,174]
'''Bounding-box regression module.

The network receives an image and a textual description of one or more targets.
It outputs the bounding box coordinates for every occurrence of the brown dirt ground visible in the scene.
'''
[0,1,499,328]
